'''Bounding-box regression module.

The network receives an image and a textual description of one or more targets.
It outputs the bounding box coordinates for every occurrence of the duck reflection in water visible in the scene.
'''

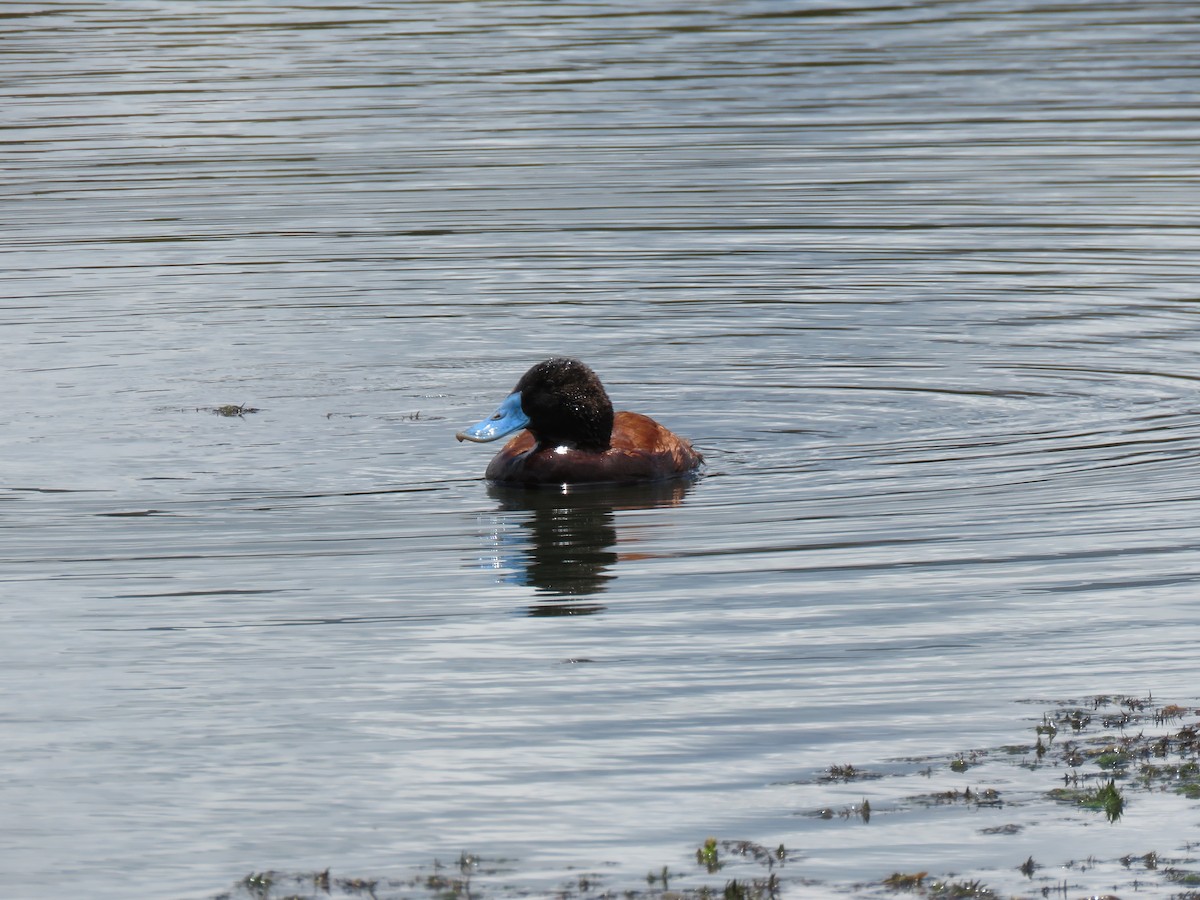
[484,479,696,614]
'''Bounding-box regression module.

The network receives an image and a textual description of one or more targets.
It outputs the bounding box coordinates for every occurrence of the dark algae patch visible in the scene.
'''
[198,403,261,417]
[215,696,1200,900]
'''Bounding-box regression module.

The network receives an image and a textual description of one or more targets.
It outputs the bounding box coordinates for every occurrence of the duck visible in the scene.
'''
[456,357,703,485]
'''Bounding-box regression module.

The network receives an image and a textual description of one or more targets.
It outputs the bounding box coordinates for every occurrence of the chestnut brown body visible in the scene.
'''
[485,411,702,485]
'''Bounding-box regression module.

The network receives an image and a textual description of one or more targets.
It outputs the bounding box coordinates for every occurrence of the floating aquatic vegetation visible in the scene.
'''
[808,799,873,822]
[906,786,1002,809]
[214,696,1200,900]
[924,877,995,897]
[883,870,927,889]
[820,763,884,782]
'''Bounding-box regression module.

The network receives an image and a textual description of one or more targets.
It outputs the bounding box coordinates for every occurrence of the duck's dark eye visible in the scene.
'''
[491,413,502,420]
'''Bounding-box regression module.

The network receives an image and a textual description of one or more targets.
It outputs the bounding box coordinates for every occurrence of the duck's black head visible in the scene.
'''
[456,357,615,452]
[514,357,614,451]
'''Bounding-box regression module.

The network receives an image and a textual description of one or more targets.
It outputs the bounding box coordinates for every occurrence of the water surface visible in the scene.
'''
[5,1,1200,897]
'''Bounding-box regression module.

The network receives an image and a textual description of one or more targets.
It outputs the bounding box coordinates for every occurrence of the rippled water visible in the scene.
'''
[6,2,1200,897]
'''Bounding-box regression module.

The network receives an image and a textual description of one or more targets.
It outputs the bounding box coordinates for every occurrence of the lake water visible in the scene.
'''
[5,1,1200,897]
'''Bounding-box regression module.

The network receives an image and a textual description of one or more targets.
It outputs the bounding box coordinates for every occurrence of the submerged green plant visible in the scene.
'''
[1090,778,1125,822]
[697,837,722,872]
[1052,778,1125,822]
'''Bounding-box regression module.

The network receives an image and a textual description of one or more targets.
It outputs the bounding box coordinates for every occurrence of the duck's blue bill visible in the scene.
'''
[455,391,530,443]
